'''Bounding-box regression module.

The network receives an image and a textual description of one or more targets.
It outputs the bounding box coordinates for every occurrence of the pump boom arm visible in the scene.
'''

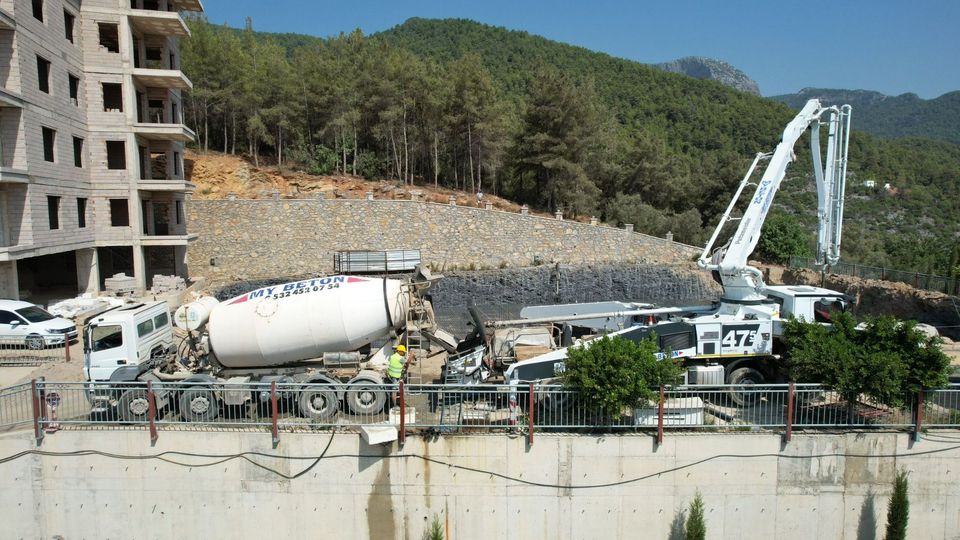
[698,99,851,302]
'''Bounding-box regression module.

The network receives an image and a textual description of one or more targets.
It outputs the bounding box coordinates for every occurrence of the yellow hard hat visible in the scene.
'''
[395,345,407,353]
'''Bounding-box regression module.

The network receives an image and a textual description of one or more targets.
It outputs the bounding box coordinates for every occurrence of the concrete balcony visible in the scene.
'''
[172,0,205,12]
[132,68,192,90]
[0,8,15,31]
[133,123,195,142]
[137,179,195,192]
[129,9,190,38]
[140,233,197,246]
[0,167,29,184]
[0,87,23,108]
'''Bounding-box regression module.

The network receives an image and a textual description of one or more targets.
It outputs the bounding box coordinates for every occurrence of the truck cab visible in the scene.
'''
[764,285,848,335]
[83,302,174,382]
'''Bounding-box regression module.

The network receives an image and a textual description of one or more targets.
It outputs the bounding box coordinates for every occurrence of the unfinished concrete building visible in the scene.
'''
[0,0,201,303]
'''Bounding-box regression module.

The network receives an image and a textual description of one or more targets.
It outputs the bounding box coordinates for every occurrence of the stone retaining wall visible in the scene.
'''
[186,199,698,284]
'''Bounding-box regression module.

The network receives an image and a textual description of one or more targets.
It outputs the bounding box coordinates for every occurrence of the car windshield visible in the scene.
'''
[15,306,55,323]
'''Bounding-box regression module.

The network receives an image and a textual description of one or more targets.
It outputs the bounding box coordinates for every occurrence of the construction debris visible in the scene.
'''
[104,273,137,296]
[47,295,125,321]
[151,274,186,295]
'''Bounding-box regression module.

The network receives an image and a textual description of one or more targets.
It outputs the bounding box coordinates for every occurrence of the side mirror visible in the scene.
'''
[10,320,20,328]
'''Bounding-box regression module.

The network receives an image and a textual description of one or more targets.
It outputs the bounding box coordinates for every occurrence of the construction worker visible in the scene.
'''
[387,344,407,384]
[388,344,408,406]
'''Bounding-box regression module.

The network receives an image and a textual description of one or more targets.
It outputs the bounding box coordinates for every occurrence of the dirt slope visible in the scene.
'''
[185,150,535,213]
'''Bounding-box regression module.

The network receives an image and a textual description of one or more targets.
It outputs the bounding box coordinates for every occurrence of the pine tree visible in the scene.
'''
[685,491,706,540]
[884,469,909,540]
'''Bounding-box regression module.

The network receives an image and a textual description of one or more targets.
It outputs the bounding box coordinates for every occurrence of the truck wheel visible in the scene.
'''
[25,334,45,350]
[179,388,219,422]
[117,389,152,423]
[345,381,386,416]
[298,386,339,421]
[727,367,765,406]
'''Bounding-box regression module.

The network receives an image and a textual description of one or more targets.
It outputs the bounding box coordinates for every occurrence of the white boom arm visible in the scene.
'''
[698,99,852,302]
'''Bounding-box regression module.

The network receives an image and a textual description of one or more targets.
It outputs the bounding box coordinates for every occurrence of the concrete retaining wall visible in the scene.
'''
[2,430,958,539]
[186,199,698,284]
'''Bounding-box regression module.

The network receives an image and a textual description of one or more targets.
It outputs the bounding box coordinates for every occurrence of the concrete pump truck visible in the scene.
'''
[454,99,853,401]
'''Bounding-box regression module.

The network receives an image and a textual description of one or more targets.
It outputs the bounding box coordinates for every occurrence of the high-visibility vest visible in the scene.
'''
[387,353,404,379]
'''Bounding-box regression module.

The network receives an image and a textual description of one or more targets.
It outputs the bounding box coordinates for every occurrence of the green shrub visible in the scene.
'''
[685,491,706,540]
[562,335,683,418]
[884,469,909,540]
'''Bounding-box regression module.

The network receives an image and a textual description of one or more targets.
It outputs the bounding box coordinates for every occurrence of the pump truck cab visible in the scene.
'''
[84,269,452,422]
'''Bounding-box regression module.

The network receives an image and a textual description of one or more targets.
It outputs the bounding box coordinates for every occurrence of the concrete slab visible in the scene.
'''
[361,424,398,445]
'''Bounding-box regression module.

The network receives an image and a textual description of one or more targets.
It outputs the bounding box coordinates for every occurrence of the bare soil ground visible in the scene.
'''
[186,150,546,215]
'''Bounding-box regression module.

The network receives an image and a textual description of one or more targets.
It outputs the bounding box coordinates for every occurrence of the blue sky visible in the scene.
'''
[202,0,959,98]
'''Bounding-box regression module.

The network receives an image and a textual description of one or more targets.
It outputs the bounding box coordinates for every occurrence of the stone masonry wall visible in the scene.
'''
[187,199,699,284]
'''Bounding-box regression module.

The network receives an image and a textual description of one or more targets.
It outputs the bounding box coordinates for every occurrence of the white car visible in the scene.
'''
[0,299,77,349]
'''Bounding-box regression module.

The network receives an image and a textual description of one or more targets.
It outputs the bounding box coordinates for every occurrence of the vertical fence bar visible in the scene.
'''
[270,382,279,449]
[31,379,43,446]
[64,340,71,363]
[527,382,535,446]
[656,384,665,445]
[785,382,795,443]
[398,381,406,447]
[913,389,924,443]
[147,380,158,446]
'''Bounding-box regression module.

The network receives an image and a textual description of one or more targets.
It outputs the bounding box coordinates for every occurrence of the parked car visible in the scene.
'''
[0,299,77,349]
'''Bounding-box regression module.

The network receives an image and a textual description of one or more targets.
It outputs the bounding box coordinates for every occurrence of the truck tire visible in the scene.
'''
[345,380,386,416]
[726,367,765,406]
[179,387,219,422]
[298,386,339,421]
[117,389,151,423]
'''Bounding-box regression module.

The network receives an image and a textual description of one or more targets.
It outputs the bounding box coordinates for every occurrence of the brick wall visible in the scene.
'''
[187,198,700,283]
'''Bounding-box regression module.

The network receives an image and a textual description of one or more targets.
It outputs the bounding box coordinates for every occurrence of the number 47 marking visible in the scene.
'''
[722,330,756,348]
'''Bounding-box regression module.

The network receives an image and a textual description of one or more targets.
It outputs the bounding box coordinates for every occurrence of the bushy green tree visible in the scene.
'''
[884,469,909,540]
[755,213,811,264]
[562,335,682,417]
[784,312,950,419]
[685,491,706,540]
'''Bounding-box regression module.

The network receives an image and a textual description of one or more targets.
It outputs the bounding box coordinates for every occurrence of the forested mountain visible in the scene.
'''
[181,17,960,277]
[772,88,960,145]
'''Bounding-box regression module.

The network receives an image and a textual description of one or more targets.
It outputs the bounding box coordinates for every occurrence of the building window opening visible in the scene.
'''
[47,196,60,230]
[73,137,83,167]
[77,198,87,228]
[32,0,43,22]
[110,199,130,226]
[68,74,80,105]
[98,23,120,53]
[106,141,127,170]
[41,127,56,162]
[36,56,51,93]
[102,83,123,111]
[63,10,76,43]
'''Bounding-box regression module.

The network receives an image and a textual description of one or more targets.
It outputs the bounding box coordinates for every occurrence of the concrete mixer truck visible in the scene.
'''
[83,270,454,422]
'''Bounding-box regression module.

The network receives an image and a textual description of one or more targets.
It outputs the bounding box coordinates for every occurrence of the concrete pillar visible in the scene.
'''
[554,209,563,221]
[133,246,147,290]
[521,205,529,215]
[624,224,634,233]
[410,190,423,202]
[271,190,280,201]
[365,191,374,201]
[448,195,457,206]
[174,245,188,278]
[0,261,19,300]
[590,216,598,226]
[75,248,100,295]
[666,231,673,242]
[484,201,493,210]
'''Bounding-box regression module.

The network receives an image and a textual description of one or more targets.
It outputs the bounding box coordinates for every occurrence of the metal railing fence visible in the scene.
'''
[3,381,958,445]
[0,338,74,366]
[790,256,960,296]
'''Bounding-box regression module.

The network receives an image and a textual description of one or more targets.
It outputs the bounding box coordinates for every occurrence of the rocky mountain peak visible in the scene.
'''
[654,56,760,95]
